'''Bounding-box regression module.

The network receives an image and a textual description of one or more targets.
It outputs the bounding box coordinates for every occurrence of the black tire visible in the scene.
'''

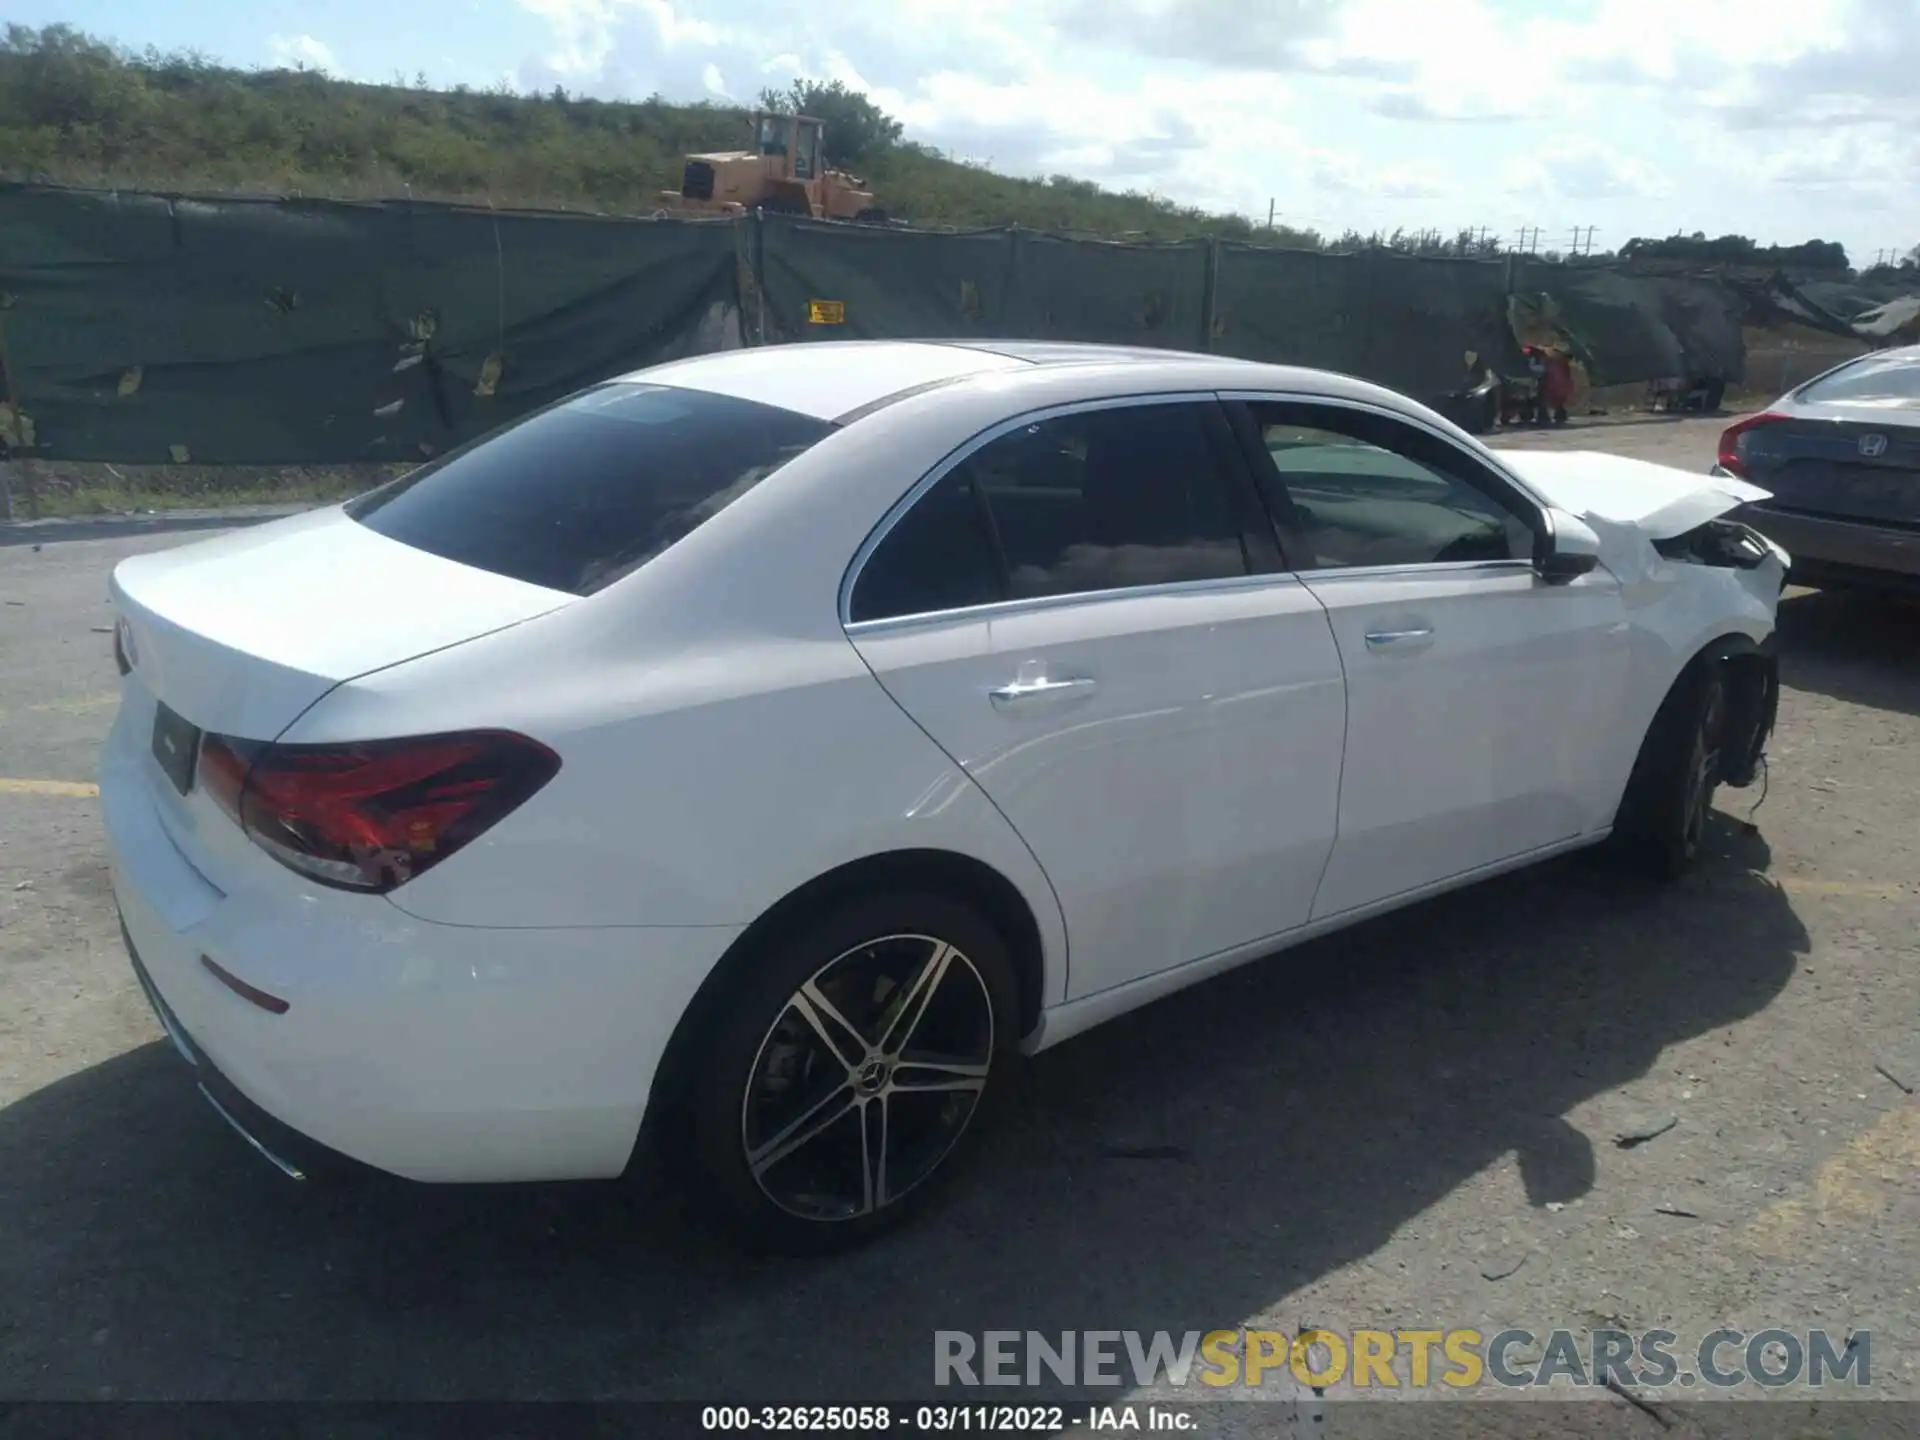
[1610,661,1728,879]
[676,890,1018,1253]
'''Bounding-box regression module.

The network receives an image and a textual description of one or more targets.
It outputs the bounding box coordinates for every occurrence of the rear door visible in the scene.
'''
[1223,394,1629,919]
[844,396,1347,999]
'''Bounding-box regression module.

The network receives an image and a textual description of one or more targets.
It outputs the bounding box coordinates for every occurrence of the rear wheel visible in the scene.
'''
[1610,662,1728,879]
[678,891,1016,1252]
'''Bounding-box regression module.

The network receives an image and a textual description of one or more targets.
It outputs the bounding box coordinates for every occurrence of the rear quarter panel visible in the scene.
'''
[278,611,1073,1009]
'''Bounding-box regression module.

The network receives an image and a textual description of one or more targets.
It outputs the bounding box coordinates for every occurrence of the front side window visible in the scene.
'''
[349,383,832,596]
[849,402,1253,622]
[1245,403,1536,571]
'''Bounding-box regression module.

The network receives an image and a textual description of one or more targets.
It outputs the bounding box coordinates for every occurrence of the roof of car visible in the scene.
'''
[633,339,1399,424]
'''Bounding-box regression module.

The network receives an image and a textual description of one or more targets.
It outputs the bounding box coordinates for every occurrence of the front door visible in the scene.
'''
[844,397,1348,999]
[1227,396,1630,918]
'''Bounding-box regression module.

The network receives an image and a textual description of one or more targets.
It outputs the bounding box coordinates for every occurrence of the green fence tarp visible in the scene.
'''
[1214,247,1515,398]
[759,219,1018,340]
[0,185,741,464]
[0,186,1762,468]
[759,221,1212,350]
[1002,233,1211,349]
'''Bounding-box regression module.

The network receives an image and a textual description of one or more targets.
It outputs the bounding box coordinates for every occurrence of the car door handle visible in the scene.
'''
[1363,627,1434,652]
[988,675,1098,708]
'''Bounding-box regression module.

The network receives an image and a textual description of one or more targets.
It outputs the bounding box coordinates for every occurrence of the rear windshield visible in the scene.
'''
[1797,352,1920,405]
[348,383,834,595]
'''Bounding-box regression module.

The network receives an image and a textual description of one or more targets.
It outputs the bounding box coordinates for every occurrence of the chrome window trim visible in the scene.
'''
[843,559,1534,638]
[838,390,1236,629]
[845,568,1307,637]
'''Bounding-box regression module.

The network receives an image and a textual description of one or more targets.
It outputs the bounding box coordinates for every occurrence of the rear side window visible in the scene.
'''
[349,383,833,595]
[850,401,1251,622]
[849,471,1006,622]
[1797,352,1920,405]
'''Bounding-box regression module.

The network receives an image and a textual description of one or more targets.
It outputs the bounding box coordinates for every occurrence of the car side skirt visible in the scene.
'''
[1022,829,1612,1055]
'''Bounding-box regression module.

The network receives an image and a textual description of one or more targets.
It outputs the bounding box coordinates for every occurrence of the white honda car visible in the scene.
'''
[103,341,1787,1250]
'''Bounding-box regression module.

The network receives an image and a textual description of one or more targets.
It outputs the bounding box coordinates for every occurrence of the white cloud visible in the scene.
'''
[701,62,728,96]
[508,0,1920,260]
[267,34,339,74]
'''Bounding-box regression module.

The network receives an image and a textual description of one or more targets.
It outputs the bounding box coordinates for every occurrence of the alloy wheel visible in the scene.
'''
[740,934,995,1223]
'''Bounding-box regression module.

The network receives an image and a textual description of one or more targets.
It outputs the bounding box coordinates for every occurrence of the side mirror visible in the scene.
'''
[1537,508,1601,584]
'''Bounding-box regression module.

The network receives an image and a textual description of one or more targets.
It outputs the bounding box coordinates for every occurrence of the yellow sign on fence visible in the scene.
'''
[808,299,846,325]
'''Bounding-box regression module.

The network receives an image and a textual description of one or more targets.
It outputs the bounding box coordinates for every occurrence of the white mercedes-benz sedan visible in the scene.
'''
[103,341,1789,1250]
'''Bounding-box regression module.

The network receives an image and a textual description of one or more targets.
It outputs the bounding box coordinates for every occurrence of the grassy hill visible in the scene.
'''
[0,23,1323,244]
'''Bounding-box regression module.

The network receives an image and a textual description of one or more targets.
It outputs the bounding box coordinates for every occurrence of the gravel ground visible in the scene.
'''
[0,414,1914,1425]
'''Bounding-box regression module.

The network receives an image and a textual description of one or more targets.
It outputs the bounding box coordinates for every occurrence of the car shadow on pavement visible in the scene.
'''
[0,827,1806,1403]
[1776,588,1918,716]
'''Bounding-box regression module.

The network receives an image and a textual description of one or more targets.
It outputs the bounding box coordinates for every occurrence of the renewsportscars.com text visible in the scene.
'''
[934,1328,1871,1391]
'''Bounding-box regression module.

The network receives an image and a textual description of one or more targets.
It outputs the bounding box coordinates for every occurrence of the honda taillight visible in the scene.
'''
[196,730,559,892]
[1716,411,1788,478]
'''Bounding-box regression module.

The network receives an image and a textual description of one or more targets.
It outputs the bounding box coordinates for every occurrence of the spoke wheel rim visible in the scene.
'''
[741,933,995,1223]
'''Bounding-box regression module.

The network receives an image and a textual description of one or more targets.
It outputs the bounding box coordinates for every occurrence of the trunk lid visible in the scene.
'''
[110,506,571,739]
[1496,449,1771,539]
[1736,411,1920,527]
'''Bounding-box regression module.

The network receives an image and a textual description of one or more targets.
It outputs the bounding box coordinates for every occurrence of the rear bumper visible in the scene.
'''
[121,920,349,1182]
[1737,502,1920,591]
[101,711,741,1183]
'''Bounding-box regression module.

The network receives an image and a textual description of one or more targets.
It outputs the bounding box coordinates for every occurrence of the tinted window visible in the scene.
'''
[848,471,1005,622]
[1248,404,1535,570]
[349,383,832,595]
[966,404,1249,600]
[1798,352,1920,405]
[849,403,1252,622]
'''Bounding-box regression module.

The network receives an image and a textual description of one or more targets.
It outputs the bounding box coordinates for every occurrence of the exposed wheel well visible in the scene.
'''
[635,850,1049,1167]
[1633,632,1776,794]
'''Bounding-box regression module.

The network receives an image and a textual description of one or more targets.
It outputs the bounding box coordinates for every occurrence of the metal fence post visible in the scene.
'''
[751,208,768,347]
[1199,237,1221,352]
[1003,226,1021,334]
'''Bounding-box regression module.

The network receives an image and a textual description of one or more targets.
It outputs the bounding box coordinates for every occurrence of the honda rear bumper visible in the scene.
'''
[1736,501,1920,592]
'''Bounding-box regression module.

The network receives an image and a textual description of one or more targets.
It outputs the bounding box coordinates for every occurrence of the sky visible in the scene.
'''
[12,0,1920,264]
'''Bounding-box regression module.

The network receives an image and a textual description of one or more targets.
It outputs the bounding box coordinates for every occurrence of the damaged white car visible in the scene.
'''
[103,341,1786,1251]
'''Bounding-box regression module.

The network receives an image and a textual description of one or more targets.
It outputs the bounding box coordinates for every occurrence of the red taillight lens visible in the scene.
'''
[1716,411,1788,478]
[196,729,559,892]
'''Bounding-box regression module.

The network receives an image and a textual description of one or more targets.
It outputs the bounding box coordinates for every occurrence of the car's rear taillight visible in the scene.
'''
[1716,411,1788,478]
[196,729,559,892]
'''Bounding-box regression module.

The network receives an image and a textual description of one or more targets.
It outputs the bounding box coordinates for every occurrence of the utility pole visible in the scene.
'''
[1267,198,1275,230]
